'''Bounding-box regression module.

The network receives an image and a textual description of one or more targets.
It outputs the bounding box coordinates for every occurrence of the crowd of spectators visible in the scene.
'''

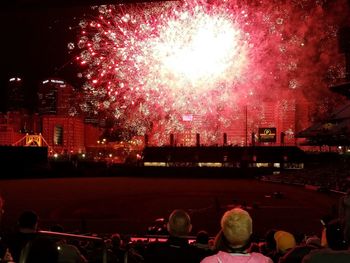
[260,153,350,194]
[2,153,350,263]
[1,189,350,263]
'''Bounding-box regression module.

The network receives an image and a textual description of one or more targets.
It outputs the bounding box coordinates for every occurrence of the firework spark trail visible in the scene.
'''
[73,0,349,145]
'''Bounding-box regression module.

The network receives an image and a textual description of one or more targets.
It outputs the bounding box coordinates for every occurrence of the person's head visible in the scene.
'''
[220,208,252,248]
[111,233,122,248]
[167,209,192,237]
[50,224,64,233]
[264,228,278,250]
[326,218,348,250]
[274,230,296,254]
[18,210,38,230]
[305,235,321,247]
[196,230,209,245]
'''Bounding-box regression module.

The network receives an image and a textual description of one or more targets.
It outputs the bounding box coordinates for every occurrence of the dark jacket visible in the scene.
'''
[279,244,322,263]
[143,236,212,263]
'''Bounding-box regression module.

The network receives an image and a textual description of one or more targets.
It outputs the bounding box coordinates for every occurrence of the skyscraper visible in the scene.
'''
[7,77,25,110]
[37,78,76,116]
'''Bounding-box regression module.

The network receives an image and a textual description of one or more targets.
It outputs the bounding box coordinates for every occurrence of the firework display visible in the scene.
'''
[72,0,349,145]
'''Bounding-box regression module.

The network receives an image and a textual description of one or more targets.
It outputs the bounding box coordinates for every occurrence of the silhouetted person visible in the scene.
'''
[302,218,350,263]
[8,210,39,262]
[271,230,296,263]
[23,236,59,263]
[194,230,214,259]
[259,228,278,257]
[50,224,87,263]
[279,235,323,263]
[143,209,210,263]
[339,188,350,242]
[0,194,13,262]
[195,230,211,250]
[108,233,126,263]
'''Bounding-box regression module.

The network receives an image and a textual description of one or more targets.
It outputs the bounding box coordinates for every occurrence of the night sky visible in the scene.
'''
[0,0,159,111]
[1,0,350,120]
[0,4,93,111]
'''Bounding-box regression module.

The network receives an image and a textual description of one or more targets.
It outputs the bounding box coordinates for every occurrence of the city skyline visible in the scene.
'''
[0,0,161,111]
[0,4,88,111]
[1,0,350,146]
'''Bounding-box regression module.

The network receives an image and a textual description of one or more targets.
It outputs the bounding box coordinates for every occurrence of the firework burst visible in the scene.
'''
[73,0,348,145]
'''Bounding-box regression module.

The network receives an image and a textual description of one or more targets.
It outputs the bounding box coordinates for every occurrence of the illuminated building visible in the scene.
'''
[7,77,25,110]
[0,112,23,146]
[0,112,41,146]
[159,92,309,148]
[41,116,85,154]
[38,78,77,116]
[37,78,87,154]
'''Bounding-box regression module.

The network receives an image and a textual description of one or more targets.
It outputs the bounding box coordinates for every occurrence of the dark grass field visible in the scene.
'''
[0,176,341,240]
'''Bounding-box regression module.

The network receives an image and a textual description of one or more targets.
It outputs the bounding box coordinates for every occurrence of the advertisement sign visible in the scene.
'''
[258,127,276,142]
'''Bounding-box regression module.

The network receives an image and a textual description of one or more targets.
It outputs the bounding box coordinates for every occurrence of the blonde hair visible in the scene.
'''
[221,208,252,247]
